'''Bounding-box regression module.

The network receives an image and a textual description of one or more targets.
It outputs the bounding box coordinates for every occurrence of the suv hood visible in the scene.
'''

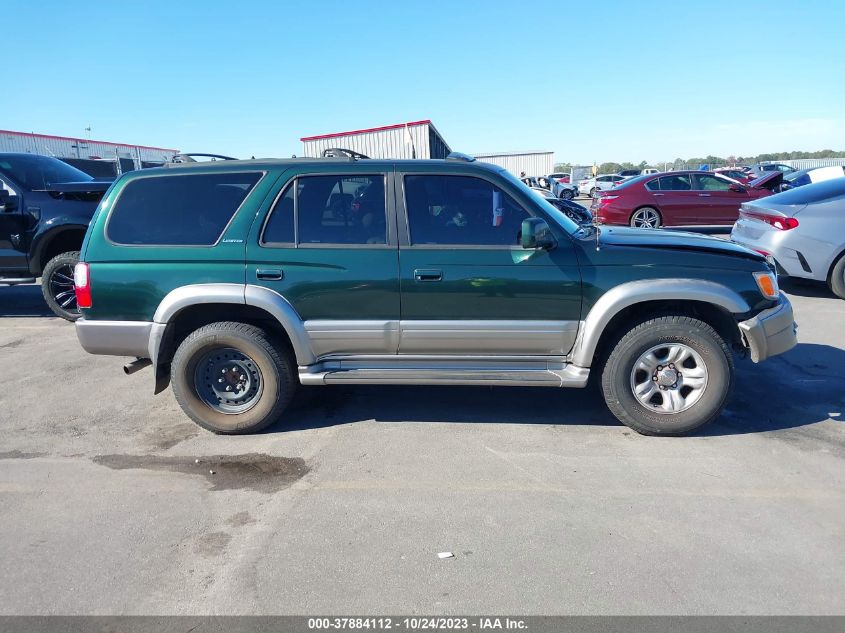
[596,226,766,262]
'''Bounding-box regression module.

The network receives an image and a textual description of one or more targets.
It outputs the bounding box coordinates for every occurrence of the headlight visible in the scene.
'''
[753,270,779,300]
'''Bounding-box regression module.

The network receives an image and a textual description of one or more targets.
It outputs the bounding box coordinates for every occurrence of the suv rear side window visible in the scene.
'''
[404,175,529,246]
[108,172,262,245]
[297,175,387,245]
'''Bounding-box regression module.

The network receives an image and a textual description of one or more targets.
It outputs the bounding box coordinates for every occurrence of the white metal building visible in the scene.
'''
[763,158,845,170]
[472,151,555,178]
[301,120,451,160]
[0,129,179,164]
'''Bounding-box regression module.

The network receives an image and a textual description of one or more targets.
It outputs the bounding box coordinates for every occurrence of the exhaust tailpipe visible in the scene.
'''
[124,358,152,375]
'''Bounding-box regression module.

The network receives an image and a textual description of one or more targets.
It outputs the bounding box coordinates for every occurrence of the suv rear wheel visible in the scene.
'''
[41,251,80,321]
[601,316,734,435]
[171,321,295,434]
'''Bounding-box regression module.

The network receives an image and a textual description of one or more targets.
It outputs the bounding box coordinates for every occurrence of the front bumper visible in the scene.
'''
[737,294,797,363]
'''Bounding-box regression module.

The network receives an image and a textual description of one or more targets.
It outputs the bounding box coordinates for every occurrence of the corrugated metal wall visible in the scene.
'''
[0,130,178,163]
[473,152,554,177]
[765,158,845,169]
[301,122,451,160]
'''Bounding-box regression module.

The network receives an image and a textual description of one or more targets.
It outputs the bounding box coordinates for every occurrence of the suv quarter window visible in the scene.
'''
[403,174,530,247]
[107,171,263,246]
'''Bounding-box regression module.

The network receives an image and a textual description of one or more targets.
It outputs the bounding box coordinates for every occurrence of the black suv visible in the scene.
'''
[0,153,110,319]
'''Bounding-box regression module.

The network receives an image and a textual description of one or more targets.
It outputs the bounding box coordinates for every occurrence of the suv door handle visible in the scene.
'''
[256,268,283,281]
[414,269,442,282]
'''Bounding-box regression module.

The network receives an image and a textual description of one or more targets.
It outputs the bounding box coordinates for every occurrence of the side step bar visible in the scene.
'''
[0,277,37,285]
[299,364,589,388]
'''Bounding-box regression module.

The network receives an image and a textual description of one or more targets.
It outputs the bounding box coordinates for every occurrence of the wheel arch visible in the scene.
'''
[30,225,88,275]
[149,284,315,393]
[570,279,751,368]
[826,247,845,284]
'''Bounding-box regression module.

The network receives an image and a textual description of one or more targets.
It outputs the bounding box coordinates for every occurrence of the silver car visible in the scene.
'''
[731,178,845,299]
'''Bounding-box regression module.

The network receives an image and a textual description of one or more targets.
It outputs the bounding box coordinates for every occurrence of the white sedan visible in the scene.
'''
[731,177,845,299]
[577,174,626,198]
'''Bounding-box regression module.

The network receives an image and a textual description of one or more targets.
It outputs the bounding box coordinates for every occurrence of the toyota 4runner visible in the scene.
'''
[72,153,797,435]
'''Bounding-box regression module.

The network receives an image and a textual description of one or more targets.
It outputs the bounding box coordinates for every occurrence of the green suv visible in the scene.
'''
[73,154,797,435]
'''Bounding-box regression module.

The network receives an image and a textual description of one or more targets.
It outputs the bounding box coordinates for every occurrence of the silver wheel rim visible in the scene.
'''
[194,347,263,414]
[629,344,708,415]
[49,264,79,313]
[632,208,660,228]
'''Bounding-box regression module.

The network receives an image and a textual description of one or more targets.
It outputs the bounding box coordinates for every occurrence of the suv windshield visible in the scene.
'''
[499,169,580,235]
[0,155,93,190]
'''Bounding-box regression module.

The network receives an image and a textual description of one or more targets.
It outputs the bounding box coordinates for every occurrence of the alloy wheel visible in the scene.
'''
[629,344,708,414]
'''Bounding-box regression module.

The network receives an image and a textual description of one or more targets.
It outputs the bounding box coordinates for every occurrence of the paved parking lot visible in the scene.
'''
[0,280,843,615]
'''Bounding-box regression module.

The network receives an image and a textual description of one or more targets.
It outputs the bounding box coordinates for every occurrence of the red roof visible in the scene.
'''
[0,129,178,153]
[300,120,432,142]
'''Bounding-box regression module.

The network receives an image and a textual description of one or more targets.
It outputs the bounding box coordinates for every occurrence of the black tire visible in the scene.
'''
[601,316,734,435]
[829,253,845,300]
[589,187,598,198]
[171,321,295,434]
[41,251,80,321]
[560,188,575,200]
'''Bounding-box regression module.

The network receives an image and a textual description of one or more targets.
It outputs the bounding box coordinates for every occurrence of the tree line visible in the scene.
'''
[554,149,845,174]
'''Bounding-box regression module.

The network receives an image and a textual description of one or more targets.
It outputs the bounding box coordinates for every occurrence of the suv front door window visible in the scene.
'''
[398,173,581,355]
[0,175,27,270]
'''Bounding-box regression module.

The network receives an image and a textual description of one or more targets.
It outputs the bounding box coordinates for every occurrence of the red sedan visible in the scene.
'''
[591,171,782,228]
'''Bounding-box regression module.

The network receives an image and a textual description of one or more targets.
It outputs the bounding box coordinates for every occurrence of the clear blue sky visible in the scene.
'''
[5,0,844,164]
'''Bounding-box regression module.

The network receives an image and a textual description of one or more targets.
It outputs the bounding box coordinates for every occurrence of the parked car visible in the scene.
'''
[780,165,845,189]
[530,187,592,224]
[578,174,626,197]
[549,176,578,200]
[619,169,642,178]
[73,153,795,436]
[744,163,796,178]
[713,168,753,184]
[731,177,845,299]
[548,172,570,184]
[0,153,111,319]
[592,171,783,228]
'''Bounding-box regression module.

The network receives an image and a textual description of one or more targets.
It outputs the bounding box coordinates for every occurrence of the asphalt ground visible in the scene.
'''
[0,277,842,615]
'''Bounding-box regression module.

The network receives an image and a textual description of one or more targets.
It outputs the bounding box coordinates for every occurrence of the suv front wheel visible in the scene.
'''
[171,321,295,434]
[601,316,734,435]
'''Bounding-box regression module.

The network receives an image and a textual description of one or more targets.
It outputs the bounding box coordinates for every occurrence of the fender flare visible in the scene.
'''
[28,222,89,275]
[149,283,315,367]
[569,278,752,367]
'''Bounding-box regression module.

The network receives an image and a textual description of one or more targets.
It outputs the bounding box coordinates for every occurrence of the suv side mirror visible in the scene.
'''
[521,217,556,250]
[0,190,18,212]
[728,183,746,193]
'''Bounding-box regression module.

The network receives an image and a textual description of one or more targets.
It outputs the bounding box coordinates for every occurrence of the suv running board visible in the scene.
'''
[299,364,589,388]
[0,277,36,285]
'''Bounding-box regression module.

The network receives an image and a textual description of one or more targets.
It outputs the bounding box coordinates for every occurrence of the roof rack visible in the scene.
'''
[169,153,237,164]
[321,148,370,160]
[446,152,476,162]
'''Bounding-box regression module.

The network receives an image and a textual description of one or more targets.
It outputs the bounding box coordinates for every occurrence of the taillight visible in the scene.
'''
[740,209,799,230]
[74,262,92,309]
